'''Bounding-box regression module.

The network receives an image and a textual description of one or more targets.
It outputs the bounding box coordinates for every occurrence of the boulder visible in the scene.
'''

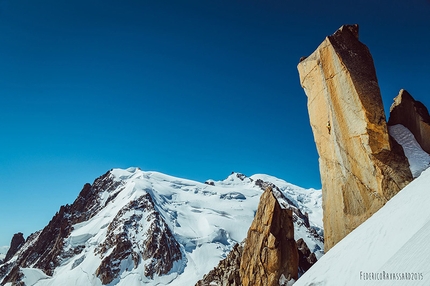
[388,89,430,154]
[297,24,412,251]
[240,187,298,286]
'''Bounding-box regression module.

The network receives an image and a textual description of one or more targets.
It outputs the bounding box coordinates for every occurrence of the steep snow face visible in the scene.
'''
[0,168,323,286]
[389,124,430,177]
[295,167,430,286]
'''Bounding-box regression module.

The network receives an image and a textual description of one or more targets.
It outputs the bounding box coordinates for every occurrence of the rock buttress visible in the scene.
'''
[240,187,298,286]
[297,24,412,251]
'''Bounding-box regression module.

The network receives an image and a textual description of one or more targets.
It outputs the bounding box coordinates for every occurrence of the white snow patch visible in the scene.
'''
[21,268,50,286]
[389,124,430,177]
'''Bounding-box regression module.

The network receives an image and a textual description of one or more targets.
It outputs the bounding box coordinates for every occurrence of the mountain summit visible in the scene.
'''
[0,168,322,286]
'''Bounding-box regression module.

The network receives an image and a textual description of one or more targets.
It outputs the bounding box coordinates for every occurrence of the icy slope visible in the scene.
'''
[389,124,430,177]
[295,167,430,286]
[1,168,322,286]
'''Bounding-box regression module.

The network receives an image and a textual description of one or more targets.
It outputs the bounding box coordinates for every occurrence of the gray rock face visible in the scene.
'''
[388,89,430,154]
[297,24,413,251]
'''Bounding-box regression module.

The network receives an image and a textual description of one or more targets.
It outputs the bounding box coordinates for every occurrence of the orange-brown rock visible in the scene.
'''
[297,24,412,251]
[239,187,298,286]
[388,89,430,154]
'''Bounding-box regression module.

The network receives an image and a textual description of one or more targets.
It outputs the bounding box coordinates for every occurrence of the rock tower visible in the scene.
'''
[297,24,412,251]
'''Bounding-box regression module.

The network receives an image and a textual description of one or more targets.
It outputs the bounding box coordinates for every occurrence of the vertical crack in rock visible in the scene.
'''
[297,24,413,251]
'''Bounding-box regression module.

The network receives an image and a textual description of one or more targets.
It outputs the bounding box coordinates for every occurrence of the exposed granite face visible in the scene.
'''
[388,89,430,154]
[298,24,412,251]
[240,187,298,286]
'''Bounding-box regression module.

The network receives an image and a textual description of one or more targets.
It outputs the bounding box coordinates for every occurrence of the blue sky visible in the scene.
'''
[1,0,429,246]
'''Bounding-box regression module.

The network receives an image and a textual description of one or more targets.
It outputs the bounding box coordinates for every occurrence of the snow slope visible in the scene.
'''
[295,167,430,286]
[389,124,430,177]
[2,168,322,286]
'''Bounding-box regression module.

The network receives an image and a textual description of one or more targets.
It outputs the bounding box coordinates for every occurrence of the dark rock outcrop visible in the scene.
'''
[297,24,413,251]
[388,89,430,154]
[240,187,298,286]
[1,171,121,285]
[3,233,25,263]
[95,193,182,284]
[296,238,317,275]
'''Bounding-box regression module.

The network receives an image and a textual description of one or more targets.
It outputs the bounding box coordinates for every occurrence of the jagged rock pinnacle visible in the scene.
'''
[297,24,413,251]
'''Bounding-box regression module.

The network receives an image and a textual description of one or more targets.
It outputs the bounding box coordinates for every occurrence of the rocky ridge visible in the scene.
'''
[297,24,413,251]
[196,186,319,286]
[94,193,182,284]
[388,89,430,154]
[0,170,182,285]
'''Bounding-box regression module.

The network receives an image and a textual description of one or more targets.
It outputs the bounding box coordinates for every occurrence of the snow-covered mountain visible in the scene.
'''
[0,168,322,286]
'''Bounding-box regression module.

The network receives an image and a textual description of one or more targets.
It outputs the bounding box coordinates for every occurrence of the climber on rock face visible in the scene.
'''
[326,121,331,134]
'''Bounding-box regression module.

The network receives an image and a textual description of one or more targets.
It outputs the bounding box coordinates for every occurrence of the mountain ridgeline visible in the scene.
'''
[0,169,323,286]
[1,24,429,286]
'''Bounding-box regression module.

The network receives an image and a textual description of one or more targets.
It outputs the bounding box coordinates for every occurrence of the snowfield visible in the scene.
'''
[295,167,430,286]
